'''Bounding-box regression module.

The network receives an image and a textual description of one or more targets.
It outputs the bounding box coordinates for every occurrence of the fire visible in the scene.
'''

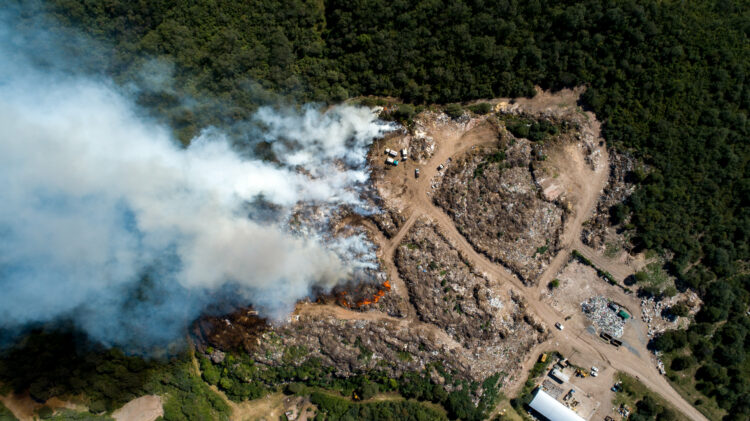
[344,280,393,308]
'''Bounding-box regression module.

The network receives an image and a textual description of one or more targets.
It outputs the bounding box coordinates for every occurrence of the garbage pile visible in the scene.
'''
[581,296,625,338]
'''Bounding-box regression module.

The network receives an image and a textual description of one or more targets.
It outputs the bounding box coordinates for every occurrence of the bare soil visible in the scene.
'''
[194,88,705,421]
[112,395,163,421]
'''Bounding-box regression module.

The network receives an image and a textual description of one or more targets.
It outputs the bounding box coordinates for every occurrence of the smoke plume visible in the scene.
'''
[0,15,392,348]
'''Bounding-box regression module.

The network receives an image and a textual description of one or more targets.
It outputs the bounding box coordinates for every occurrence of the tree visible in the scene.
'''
[636,395,659,417]
[444,104,464,119]
[670,355,693,371]
[668,303,690,317]
[358,381,379,400]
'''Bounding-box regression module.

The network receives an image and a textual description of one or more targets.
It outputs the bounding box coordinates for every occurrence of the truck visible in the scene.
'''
[386,158,399,166]
[401,148,408,159]
[388,149,398,157]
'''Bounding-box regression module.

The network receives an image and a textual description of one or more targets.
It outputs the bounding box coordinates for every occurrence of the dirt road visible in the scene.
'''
[358,94,707,421]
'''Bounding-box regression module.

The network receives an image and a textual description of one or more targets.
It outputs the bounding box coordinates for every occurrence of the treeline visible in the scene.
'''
[0,330,229,421]
[650,273,750,419]
[29,0,747,289]
[200,349,503,421]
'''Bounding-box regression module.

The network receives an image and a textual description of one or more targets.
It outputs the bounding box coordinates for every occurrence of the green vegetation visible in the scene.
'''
[309,391,447,421]
[29,0,748,290]
[46,409,113,420]
[474,149,506,179]
[510,352,559,412]
[0,331,229,421]
[658,350,726,421]
[613,372,684,421]
[604,242,620,258]
[0,402,17,421]
[651,281,750,421]
[204,351,503,421]
[467,103,492,115]
[547,279,560,290]
[444,103,464,119]
[13,0,750,417]
[634,262,677,298]
[501,115,560,142]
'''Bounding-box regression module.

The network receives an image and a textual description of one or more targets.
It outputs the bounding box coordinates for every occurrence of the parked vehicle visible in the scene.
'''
[415,168,420,178]
[555,322,564,330]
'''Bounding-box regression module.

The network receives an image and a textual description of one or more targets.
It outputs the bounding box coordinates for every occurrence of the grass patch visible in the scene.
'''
[634,261,677,298]
[613,372,687,420]
[604,242,620,258]
[309,390,448,421]
[658,352,726,421]
[0,401,18,421]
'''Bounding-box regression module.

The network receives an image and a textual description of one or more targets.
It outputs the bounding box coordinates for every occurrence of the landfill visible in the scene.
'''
[581,296,625,338]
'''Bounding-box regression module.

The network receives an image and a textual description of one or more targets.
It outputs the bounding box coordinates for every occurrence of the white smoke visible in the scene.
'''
[0,40,392,347]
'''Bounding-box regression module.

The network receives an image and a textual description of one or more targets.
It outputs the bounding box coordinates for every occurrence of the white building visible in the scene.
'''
[528,389,585,421]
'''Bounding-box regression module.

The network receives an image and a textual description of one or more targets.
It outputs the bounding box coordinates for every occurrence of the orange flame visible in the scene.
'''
[334,280,393,308]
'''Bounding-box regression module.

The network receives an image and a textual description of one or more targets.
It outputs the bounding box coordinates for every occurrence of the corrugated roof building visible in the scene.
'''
[528,389,585,421]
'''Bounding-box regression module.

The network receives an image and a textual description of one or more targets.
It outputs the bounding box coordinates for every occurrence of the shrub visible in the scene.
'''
[444,103,464,119]
[468,103,492,115]
[670,355,693,371]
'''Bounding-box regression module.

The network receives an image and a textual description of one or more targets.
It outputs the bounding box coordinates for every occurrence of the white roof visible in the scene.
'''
[550,369,570,383]
[528,389,585,421]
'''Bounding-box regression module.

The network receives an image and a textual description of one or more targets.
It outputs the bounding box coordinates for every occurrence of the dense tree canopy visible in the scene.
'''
[28,0,748,289]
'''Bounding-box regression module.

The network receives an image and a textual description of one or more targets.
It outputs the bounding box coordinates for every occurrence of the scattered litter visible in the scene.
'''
[581,296,625,338]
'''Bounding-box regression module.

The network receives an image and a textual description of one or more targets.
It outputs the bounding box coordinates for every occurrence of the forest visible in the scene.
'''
[4,0,749,419]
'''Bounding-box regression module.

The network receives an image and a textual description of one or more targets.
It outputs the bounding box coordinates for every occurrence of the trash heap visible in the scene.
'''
[581,296,625,338]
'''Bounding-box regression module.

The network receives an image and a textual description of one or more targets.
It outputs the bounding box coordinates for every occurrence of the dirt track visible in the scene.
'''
[339,91,707,421]
[1,91,705,421]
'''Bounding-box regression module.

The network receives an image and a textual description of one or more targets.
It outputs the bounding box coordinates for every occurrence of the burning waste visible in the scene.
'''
[0,28,395,349]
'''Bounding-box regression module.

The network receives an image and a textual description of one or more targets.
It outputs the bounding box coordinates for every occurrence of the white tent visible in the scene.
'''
[528,389,585,421]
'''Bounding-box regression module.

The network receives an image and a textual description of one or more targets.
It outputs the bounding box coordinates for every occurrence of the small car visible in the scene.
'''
[555,322,564,330]
[415,168,420,178]
[437,164,444,171]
